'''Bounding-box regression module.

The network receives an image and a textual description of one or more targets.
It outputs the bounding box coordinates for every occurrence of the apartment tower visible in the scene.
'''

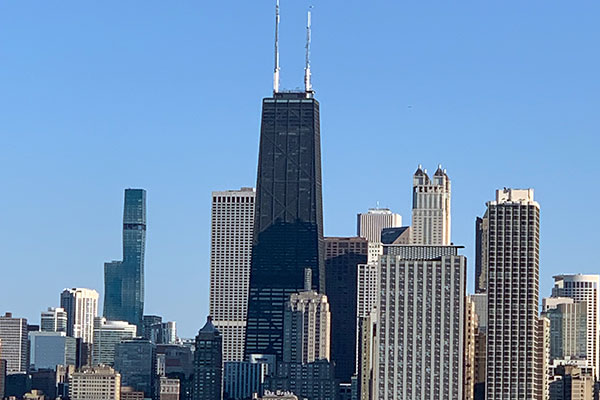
[484,189,544,399]
[210,188,255,362]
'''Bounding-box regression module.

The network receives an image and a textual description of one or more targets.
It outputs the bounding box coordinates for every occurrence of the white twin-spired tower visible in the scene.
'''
[411,164,452,245]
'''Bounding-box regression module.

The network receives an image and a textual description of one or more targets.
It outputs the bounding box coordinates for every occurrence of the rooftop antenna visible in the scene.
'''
[273,0,281,94]
[304,6,313,94]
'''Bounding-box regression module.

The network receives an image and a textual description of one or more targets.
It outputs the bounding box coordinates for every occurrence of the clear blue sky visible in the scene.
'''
[1,1,599,338]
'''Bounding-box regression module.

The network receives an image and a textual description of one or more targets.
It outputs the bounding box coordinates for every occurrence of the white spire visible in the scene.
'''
[304,7,313,94]
[273,0,281,93]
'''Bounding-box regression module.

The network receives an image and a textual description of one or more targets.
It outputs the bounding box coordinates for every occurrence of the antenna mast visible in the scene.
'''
[273,0,281,94]
[304,7,313,94]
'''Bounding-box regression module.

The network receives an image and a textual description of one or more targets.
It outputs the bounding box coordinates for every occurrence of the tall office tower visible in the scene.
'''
[474,217,489,293]
[357,263,379,320]
[464,297,477,400]
[210,188,255,362]
[410,165,451,245]
[551,274,600,379]
[283,276,331,364]
[29,331,76,370]
[40,307,68,333]
[92,317,137,366]
[114,338,157,398]
[376,245,466,400]
[104,188,147,332]
[60,288,99,345]
[69,365,121,400]
[245,5,325,361]
[549,365,594,400]
[482,188,543,400]
[193,317,223,400]
[324,237,368,382]
[357,208,402,263]
[0,313,28,374]
[542,298,587,362]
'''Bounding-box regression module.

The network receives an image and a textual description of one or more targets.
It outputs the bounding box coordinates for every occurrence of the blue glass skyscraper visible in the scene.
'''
[104,189,146,332]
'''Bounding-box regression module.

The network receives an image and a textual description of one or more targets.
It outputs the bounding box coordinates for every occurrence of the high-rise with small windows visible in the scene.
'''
[41,307,68,333]
[60,288,99,344]
[483,188,545,400]
[0,313,28,374]
[410,165,451,245]
[357,208,402,263]
[210,188,255,362]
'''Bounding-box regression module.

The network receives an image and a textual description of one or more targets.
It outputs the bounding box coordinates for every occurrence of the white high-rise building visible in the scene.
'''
[0,312,28,374]
[60,288,99,344]
[483,188,546,399]
[41,307,68,333]
[357,208,402,263]
[357,263,378,319]
[376,245,466,399]
[551,274,600,379]
[209,187,255,362]
[92,317,137,366]
[410,165,451,245]
[283,287,331,364]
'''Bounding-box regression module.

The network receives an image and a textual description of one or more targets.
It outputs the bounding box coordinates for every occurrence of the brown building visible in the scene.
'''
[159,377,180,400]
[549,365,593,400]
[464,297,477,400]
[121,386,144,400]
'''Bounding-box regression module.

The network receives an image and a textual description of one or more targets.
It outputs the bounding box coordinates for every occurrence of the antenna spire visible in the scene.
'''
[304,6,313,94]
[273,0,281,94]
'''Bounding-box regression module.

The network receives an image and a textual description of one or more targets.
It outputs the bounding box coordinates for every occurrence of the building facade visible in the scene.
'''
[69,365,121,400]
[29,331,76,370]
[376,246,465,400]
[41,307,68,333]
[223,360,269,400]
[324,236,368,382]
[551,274,600,379]
[193,317,222,400]
[245,90,324,361]
[60,288,99,345]
[410,165,451,245]
[484,189,544,399]
[92,318,137,366]
[356,208,402,263]
[160,377,181,400]
[104,188,147,332]
[210,188,255,362]
[0,313,28,374]
[114,338,156,398]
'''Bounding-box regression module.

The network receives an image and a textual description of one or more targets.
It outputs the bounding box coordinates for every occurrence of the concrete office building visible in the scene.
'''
[60,288,99,344]
[410,165,451,245]
[28,331,76,370]
[114,338,156,398]
[40,307,67,333]
[356,208,402,263]
[69,365,121,400]
[160,377,180,400]
[551,274,600,379]
[92,318,137,366]
[324,236,368,382]
[483,189,545,400]
[376,245,466,400]
[210,188,255,362]
[0,312,28,374]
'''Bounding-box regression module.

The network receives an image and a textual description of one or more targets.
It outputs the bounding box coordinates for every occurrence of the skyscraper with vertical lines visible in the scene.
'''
[104,189,146,332]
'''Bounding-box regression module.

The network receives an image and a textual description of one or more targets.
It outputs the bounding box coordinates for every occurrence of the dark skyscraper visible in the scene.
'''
[193,317,223,400]
[324,237,368,383]
[244,4,324,362]
[104,189,146,331]
[114,338,157,398]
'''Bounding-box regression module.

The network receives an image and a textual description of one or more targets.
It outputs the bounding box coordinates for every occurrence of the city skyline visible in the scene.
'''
[2,1,600,338]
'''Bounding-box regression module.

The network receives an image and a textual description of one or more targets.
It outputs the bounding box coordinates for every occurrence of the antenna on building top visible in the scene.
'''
[273,0,281,93]
[304,6,313,94]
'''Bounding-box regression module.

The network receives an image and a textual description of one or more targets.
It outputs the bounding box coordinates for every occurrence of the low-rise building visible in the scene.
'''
[69,365,121,400]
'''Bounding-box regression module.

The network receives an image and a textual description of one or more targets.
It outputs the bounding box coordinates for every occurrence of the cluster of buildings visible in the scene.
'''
[1,4,598,400]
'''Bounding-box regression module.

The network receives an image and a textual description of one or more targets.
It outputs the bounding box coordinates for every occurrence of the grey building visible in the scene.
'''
[265,359,338,400]
[104,188,147,332]
[377,245,466,400]
[40,307,68,333]
[543,300,587,362]
[483,189,545,400]
[193,317,222,400]
[114,338,156,398]
[28,332,76,370]
[0,312,28,374]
